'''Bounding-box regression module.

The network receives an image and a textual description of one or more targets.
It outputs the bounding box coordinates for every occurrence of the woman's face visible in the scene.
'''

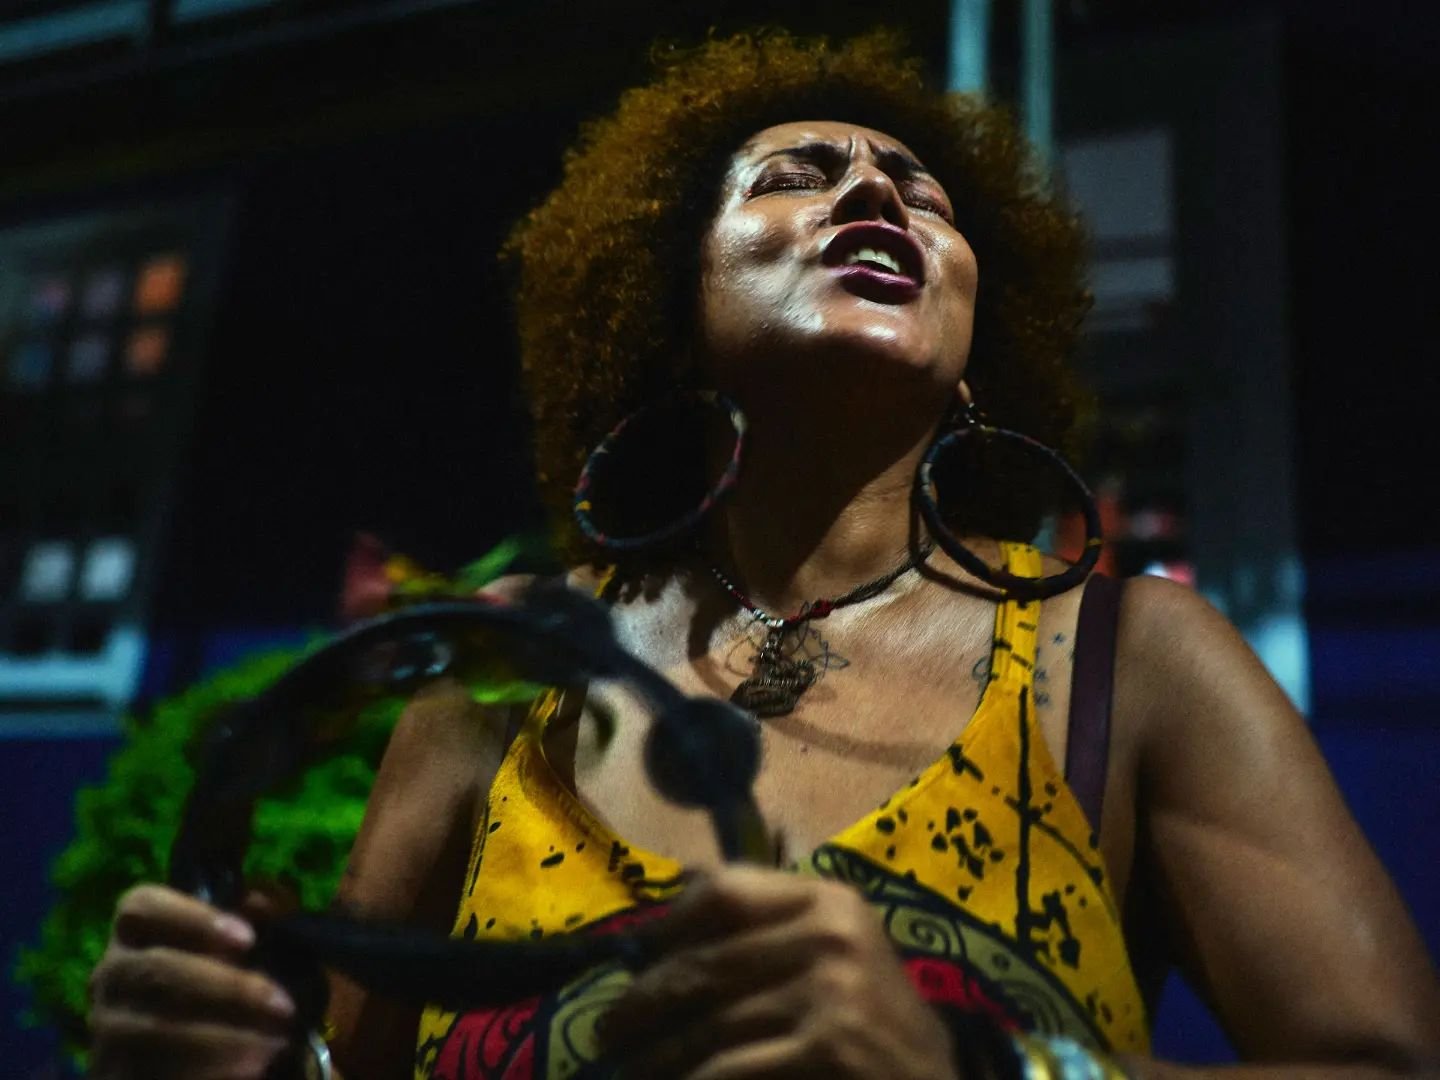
[698,120,979,402]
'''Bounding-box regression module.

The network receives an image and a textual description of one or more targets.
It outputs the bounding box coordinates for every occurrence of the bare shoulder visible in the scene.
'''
[1110,573,1297,746]
[349,676,516,909]
[1116,571,1236,655]
[379,674,510,786]
[1026,558,1221,675]
[372,566,597,813]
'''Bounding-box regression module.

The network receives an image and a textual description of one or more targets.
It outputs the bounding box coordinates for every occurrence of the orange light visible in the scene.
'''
[126,327,170,375]
[133,253,187,314]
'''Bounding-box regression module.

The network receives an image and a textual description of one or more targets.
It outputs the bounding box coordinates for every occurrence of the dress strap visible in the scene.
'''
[1065,573,1122,833]
[511,567,618,748]
[593,565,618,601]
[989,542,1043,688]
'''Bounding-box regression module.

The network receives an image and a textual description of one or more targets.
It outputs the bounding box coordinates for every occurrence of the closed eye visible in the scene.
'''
[748,170,827,196]
[901,183,953,221]
[748,163,954,223]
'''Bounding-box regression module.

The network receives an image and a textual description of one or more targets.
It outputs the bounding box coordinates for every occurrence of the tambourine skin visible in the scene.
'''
[167,589,764,1012]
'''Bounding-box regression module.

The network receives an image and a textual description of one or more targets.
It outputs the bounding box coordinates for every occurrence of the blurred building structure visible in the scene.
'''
[0,200,231,732]
[1,0,1436,1073]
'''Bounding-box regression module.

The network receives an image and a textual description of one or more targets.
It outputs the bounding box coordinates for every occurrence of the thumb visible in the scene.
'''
[240,879,302,922]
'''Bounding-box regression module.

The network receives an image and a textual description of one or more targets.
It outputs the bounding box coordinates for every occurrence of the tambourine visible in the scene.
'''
[167,582,767,1067]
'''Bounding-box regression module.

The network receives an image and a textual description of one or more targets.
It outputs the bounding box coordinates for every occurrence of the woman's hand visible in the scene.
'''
[601,865,960,1079]
[88,884,299,1079]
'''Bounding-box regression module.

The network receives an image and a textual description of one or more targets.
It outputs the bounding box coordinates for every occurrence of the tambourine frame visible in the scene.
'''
[168,585,766,1015]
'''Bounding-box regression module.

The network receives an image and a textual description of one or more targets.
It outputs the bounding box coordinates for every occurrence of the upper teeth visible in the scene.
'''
[844,247,903,274]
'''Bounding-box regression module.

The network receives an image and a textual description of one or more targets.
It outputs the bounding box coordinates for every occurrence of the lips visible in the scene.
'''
[821,222,926,304]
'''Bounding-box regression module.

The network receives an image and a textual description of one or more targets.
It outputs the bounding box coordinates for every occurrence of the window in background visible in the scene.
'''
[125,326,170,376]
[8,340,53,390]
[1054,130,1191,584]
[1058,69,1306,712]
[81,267,127,319]
[0,197,232,734]
[28,276,71,325]
[133,253,186,315]
[79,538,135,602]
[19,541,75,604]
[67,334,111,383]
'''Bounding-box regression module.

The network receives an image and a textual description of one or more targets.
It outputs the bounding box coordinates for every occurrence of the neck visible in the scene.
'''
[702,399,940,616]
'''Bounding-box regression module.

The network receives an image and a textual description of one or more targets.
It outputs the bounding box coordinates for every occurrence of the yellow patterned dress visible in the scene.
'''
[415,543,1149,1078]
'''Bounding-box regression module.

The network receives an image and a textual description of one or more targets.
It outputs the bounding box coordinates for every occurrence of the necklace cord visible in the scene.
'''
[708,538,936,627]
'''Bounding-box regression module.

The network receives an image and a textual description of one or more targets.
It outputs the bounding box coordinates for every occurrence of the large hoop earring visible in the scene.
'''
[573,390,747,553]
[916,403,1102,600]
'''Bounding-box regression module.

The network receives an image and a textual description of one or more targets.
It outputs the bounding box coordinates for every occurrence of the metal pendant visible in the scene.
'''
[730,626,816,719]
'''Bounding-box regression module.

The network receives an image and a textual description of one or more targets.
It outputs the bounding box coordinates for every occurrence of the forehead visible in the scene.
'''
[735,120,926,168]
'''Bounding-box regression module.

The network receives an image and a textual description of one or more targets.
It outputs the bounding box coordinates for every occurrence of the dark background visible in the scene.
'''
[3,0,1438,1073]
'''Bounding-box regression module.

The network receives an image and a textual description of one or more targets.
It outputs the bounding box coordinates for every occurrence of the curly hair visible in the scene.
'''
[505,28,1091,564]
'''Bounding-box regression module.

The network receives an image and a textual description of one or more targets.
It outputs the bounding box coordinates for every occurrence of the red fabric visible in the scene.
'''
[429,905,671,1079]
[904,955,1021,1032]
[432,997,539,1080]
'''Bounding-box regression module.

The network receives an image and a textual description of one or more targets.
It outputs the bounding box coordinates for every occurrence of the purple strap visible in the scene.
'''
[1064,573,1122,835]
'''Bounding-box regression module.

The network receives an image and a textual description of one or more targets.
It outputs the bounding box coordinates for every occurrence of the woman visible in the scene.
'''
[88,30,1440,1080]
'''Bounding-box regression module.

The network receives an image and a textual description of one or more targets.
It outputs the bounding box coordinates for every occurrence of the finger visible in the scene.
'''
[93,947,296,1031]
[678,1036,809,1080]
[112,885,256,956]
[604,916,843,1048]
[655,865,816,948]
[617,973,806,1077]
[239,881,301,922]
[89,1008,290,1079]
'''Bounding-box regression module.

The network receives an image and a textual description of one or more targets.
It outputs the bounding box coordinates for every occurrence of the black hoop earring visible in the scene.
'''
[574,390,747,553]
[916,404,1102,600]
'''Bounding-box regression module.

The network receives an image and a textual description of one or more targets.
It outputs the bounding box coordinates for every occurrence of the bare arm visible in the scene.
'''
[88,567,539,1080]
[325,675,510,1079]
[1113,577,1440,1077]
[85,678,504,1080]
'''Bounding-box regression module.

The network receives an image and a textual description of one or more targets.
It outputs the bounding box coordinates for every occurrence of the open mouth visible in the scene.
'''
[821,222,925,302]
[841,247,906,274]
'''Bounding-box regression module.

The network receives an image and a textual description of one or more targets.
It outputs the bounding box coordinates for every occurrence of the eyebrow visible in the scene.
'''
[752,139,934,179]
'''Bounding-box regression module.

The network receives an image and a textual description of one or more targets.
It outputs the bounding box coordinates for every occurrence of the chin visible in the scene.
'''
[707,304,965,400]
[808,316,949,380]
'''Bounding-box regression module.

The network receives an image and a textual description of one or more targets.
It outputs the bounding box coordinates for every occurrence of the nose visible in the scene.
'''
[830,162,910,230]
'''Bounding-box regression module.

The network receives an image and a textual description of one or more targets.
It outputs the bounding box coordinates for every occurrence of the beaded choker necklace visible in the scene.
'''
[707,540,935,718]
